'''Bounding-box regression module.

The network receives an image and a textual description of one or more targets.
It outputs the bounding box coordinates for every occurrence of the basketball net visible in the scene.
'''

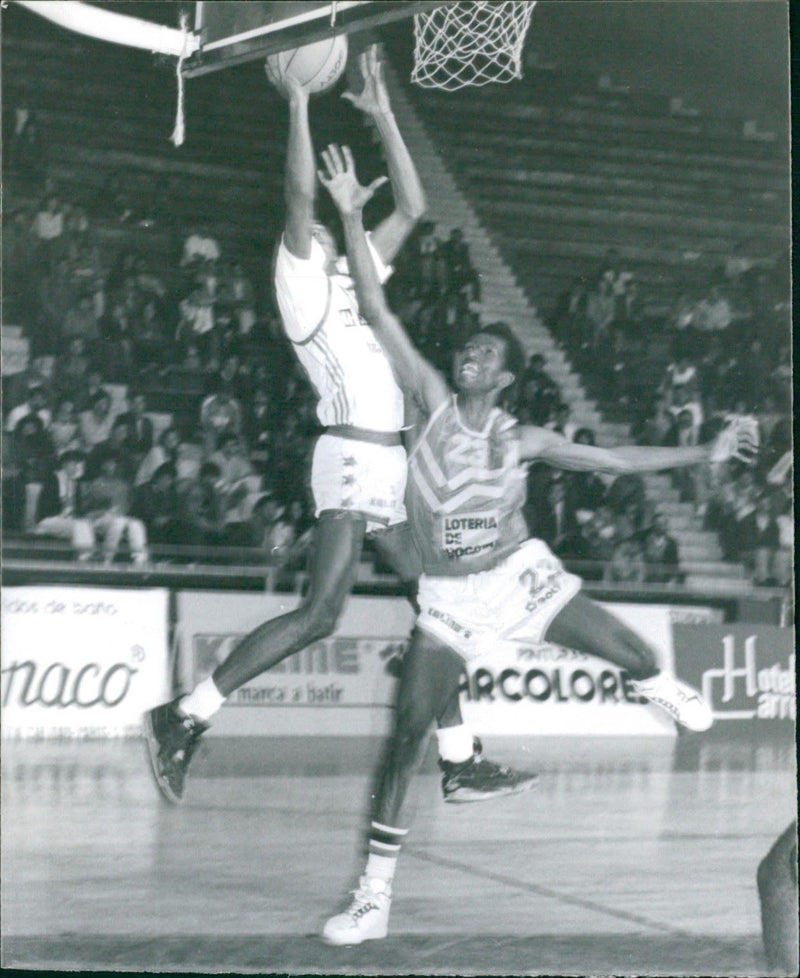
[412,1,536,91]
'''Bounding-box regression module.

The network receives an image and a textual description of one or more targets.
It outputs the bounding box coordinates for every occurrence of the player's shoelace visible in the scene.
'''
[347,882,386,920]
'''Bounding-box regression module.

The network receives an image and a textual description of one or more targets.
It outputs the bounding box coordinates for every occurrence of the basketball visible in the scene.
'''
[265,34,348,95]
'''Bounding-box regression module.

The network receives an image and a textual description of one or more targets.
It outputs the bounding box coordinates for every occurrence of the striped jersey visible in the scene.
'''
[274,235,403,432]
[406,396,529,576]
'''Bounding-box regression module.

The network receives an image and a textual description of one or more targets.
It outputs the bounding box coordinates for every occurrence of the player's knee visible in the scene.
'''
[300,594,344,643]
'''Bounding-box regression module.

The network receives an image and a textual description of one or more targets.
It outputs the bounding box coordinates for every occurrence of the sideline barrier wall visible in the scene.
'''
[1,586,170,738]
[175,592,723,738]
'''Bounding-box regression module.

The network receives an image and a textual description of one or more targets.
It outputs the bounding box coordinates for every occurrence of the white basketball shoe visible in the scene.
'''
[322,876,392,946]
[632,671,713,731]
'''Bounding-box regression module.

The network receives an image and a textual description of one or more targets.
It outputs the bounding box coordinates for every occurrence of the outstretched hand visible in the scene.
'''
[266,59,308,104]
[318,144,388,214]
[708,414,760,465]
[341,45,391,116]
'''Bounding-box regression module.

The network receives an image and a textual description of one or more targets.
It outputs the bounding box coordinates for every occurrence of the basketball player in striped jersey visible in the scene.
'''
[317,144,760,945]
[144,48,519,806]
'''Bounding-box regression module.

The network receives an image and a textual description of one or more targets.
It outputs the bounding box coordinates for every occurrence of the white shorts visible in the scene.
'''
[311,434,407,533]
[417,539,582,664]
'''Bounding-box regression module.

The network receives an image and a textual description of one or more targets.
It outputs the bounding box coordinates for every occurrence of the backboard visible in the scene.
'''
[186,1,446,78]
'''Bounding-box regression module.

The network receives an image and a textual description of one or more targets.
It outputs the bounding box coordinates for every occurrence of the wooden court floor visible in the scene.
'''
[2,728,796,976]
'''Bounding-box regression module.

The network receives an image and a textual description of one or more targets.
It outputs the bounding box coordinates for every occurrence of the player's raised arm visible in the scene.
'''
[272,64,315,259]
[518,416,759,473]
[318,144,448,414]
[342,46,426,264]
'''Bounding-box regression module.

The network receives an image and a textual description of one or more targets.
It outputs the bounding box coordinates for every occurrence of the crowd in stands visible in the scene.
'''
[3,169,319,574]
[3,159,791,589]
[548,246,792,587]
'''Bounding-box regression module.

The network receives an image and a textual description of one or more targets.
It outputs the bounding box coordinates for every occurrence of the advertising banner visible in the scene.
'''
[177,593,713,737]
[1,587,170,738]
[176,591,415,736]
[673,624,795,726]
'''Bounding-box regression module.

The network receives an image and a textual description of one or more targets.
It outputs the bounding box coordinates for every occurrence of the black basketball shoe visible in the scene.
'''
[144,699,209,804]
[440,738,539,803]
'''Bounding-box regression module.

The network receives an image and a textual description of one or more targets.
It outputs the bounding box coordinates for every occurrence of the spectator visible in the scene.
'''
[517,353,561,426]
[666,392,703,447]
[216,353,250,401]
[605,537,646,584]
[131,296,169,367]
[122,392,155,463]
[199,385,243,454]
[537,476,578,557]
[53,337,91,405]
[563,429,608,525]
[132,462,188,554]
[135,424,201,488]
[62,291,101,349]
[5,378,51,432]
[33,449,94,560]
[662,351,700,403]
[739,494,781,586]
[9,413,55,532]
[84,449,148,565]
[713,466,759,561]
[180,460,226,549]
[581,504,618,580]
[87,415,137,481]
[246,492,284,555]
[178,272,220,368]
[32,194,66,262]
[244,387,274,470]
[77,367,110,414]
[79,390,118,450]
[221,262,257,339]
[209,433,259,540]
[642,512,681,584]
[180,225,221,270]
[50,397,83,457]
[694,283,732,342]
[586,271,616,348]
[132,255,167,302]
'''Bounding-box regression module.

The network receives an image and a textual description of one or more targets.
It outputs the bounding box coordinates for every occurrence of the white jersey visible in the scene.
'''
[274,235,404,432]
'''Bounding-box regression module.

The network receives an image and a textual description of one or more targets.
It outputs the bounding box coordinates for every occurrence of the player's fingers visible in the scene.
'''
[320,148,336,178]
[317,169,331,188]
[328,143,346,172]
[367,44,378,73]
[341,145,356,173]
[359,50,368,77]
[340,91,356,104]
[367,175,389,195]
[323,144,339,173]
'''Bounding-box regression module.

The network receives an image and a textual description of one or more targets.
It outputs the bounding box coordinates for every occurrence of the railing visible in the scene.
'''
[2,537,792,625]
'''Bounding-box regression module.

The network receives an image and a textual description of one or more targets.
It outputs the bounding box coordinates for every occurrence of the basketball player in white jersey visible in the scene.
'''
[316,145,760,945]
[144,48,522,806]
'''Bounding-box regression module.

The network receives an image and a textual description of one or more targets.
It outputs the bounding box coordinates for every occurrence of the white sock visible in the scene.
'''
[436,723,474,763]
[365,852,398,884]
[179,675,225,721]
